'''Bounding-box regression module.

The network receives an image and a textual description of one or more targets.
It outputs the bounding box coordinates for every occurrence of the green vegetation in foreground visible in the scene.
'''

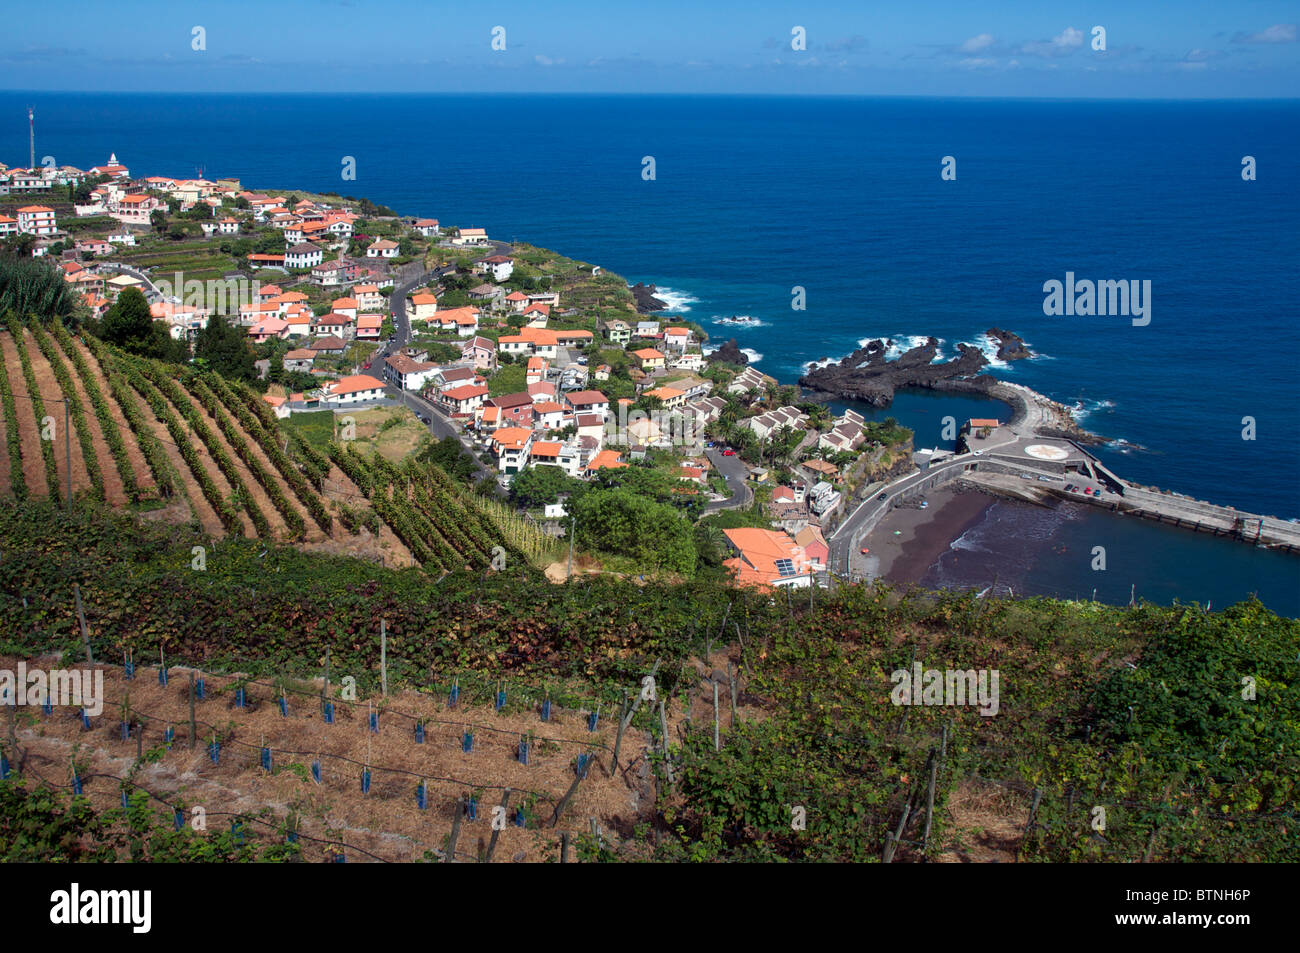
[1,500,1295,862]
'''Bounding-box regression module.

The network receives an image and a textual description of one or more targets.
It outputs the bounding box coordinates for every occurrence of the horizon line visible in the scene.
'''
[1,89,1298,103]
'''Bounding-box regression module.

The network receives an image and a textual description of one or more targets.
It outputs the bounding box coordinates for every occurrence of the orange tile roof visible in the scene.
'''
[586,450,627,472]
[329,374,385,395]
[491,427,533,450]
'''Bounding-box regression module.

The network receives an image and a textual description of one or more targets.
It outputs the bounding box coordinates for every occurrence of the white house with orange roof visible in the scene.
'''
[110,193,159,226]
[662,326,692,351]
[438,383,489,416]
[218,217,240,235]
[504,290,529,312]
[356,314,383,340]
[452,227,488,246]
[722,528,816,590]
[367,239,399,259]
[434,306,480,336]
[525,356,549,385]
[331,296,358,320]
[353,284,385,312]
[522,302,549,328]
[16,206,57,235]
[408,291,439,322]
[413,218,440,237]
[489,427,533,474]
[0,214,17,237]
[322,374,386,405]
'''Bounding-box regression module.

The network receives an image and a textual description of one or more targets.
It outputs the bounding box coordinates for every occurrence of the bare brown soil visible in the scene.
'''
[29,329,127,504]
[7,655,657,863]
[934,778,1030,863]
[68,337,156,496]
[169,382,297,540]
[0,331,52,496]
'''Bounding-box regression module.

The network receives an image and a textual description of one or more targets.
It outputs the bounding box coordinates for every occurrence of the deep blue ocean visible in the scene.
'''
[4,92,1297,612]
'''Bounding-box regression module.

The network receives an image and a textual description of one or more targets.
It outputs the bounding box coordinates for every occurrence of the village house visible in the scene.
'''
[631,348,666,372]
[727,366,768,395]
[355,314,383,341]
[504,291,529,312]
[532,401,567,432]
[527,441,583,479]
[353,284,385,312]
[467,283,503,305]
[601,318,631,346]
[383,353,439,392]
[331,296,358,321]
[452,227,488,246]
[437,383,490,416]
[433,306,480,336]
[322,374,386,405]
[413,218,440,237]
[662,326,692,351]
[722,528,817,590]
[565,390,610,421]
[110,193,159,226]
[312,313,353,339]
[16,205,57,235]
[584,449,627,476]
[473,254,514,282]
[367,239,399,259]
[285,243,323,269]
[747,405,809,440]
[460,335,497,372]
[554,329,594,349]
[526,357,549,385]
[522,303,549,328]
[490,427,533,475]
[643,385,687,410]
[0,215,18,237]
[485,392,536,429]
[312,259,347,286]
[284,348,316,372]
[308,335,348,356]
[409,291,439,322]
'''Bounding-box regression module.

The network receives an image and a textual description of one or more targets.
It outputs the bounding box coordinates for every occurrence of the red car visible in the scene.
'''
[860,547,870,555]
[722,449,736,456]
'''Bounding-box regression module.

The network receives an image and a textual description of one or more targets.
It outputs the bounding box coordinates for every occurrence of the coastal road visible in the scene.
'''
[828,428,1028,578]
[703,447,752,512]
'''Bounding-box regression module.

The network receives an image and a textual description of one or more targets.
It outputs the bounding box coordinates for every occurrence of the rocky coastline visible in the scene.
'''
[629,282,668,313]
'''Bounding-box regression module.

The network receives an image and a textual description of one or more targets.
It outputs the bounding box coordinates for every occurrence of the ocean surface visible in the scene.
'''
[4,92,1297,611]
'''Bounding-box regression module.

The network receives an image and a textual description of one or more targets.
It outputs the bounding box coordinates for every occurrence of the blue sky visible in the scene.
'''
[2,1,1297,97]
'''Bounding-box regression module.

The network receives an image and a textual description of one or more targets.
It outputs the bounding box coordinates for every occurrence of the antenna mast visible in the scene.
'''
[28,106,35,169]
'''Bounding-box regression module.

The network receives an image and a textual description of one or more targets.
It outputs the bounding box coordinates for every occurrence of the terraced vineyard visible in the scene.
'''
[0,318,521,575]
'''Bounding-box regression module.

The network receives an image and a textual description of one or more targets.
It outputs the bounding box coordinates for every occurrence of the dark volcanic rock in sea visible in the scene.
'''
[986,328,1032,361]
[798,336,989,407]
[629,283,668,313]
[705,338,749,365]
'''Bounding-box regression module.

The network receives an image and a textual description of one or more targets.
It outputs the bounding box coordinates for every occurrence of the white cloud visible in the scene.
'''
[960,33,994,53]
[1022,26,1085,57]
[1233,23,1296,44]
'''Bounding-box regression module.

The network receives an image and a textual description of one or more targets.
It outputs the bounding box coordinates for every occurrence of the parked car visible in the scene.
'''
[878,492,887,501]
[722,448,736,457]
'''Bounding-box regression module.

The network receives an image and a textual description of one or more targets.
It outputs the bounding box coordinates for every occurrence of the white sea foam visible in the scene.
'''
[800,356,839,375]
[652,287,699,313]
[740,348,763,363]
[711,314,769,328]
[1071,398,1116,423]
